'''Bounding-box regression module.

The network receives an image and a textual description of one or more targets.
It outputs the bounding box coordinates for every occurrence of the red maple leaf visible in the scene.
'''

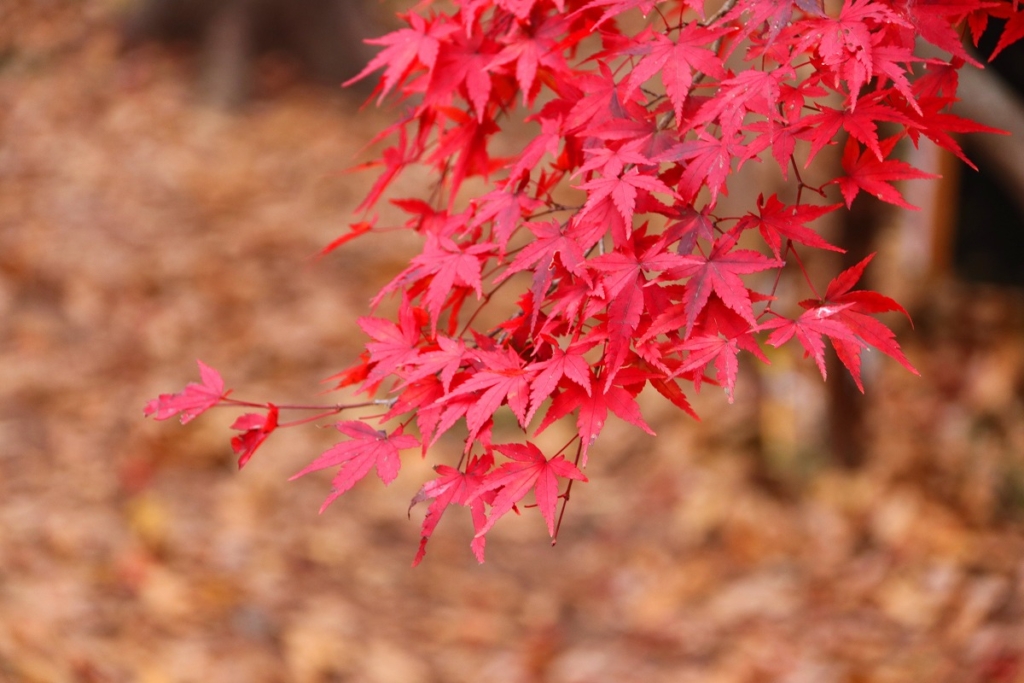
[990,4,1024,61]
[678,335,741,401]
[497,219,592,317]
[738,194,842,259]
[576,167,678,229]
[427,30,506,120]
[402,335,467,392]
[443,346,533,436]
[764,254,918,388]
[668,228,784,337]
[577,0,681,29]
[832,136,937,209]
[902,0,986,66]
[409,452,493,566]
[576,138,652,179]
[360,301,422,385]
[726,0,827,43]
[230,404,279,469]
[692,67,791,137]
[800,93,910,165]
[526,339,594,424]
[471,186,543,252]
[409,235,492,329]
[318,220,374,258]
[492,12,572,104]
[537,370,654,465]
[589,236,693,385]
[144,360,229,424]
[469,442,587,538]
[762,304,865,380]
[663,131,749,206]
[291,422,419,512]
[564,61,631,132]
[898,95,1006,169]
[620,24,726,122]
[811,254,918,388]
[810,0,907,105]
[345,12,456,100]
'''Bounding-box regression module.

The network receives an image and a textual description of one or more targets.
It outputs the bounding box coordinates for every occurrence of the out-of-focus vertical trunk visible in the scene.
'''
[201,0,255,109]
[120,0,385,108]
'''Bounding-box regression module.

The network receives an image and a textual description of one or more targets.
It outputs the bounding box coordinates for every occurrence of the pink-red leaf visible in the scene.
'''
[470,442,587,538]
[410,452,493,566]
[832,136,937,209]
[292,422,419,513]
[668,229,784,337]
[144,360,228,424]
[230,404,279,469]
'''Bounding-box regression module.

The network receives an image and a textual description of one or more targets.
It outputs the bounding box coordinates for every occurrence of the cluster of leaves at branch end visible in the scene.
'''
[146,0,1024,564]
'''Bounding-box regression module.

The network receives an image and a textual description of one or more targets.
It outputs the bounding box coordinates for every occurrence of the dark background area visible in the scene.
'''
[955,20,1024,288]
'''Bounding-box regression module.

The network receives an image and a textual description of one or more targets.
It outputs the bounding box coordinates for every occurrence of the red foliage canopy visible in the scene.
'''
[147,0,1024,564]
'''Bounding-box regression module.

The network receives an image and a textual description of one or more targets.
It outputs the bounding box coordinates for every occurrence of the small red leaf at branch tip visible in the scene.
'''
[231,404,279,469]
[317,220,373,258]
[143,360,228,424]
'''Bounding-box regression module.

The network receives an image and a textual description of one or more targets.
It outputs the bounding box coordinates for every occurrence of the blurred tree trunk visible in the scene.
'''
[121,0,384,108]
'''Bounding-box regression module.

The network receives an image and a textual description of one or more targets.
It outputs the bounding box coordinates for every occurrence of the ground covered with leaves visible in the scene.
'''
[1,3,1024,682]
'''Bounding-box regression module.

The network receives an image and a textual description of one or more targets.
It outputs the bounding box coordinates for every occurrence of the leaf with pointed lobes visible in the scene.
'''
[678,336,741,402]
[666,228,784,338]
[526,339,595,425]
[144,360,229,424]
[536,369,654,466]
[343,12,456,101]
[832,136,936,209]
[762,304,865,381]
[619,24,726,123]
[490,11,573,105]
[649,373,699,420]
[410,452,494,566]
[469,442,587,539]
[738,194,843,259]
[442,346,533,438]
[410,235,491,330]
[471,185,544,253]
[401,335,467,393]
[811,0,909,109]
[230,404,279,469]
[576,167,679,230]
[806,254,918,389]
[985,2,1024,61]
[291,422,419,513]
[360,299,422,385]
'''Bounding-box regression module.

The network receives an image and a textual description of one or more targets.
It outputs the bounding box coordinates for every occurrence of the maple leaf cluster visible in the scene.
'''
[146,0,1024,564]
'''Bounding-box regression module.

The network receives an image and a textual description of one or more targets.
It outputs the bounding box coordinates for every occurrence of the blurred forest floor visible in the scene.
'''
[1,2,1024,682]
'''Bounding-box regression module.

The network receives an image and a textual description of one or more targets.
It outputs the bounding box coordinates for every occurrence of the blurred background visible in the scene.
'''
[1,1,1023,681]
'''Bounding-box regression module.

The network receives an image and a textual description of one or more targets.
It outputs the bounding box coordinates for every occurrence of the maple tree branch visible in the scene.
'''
[786,241,821,300]
[552,438,583,546]
[762,250,790,316]
[220,398,395,412]
[704,0,739,26]
[279,410,349,428]
[460,290,497,338]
